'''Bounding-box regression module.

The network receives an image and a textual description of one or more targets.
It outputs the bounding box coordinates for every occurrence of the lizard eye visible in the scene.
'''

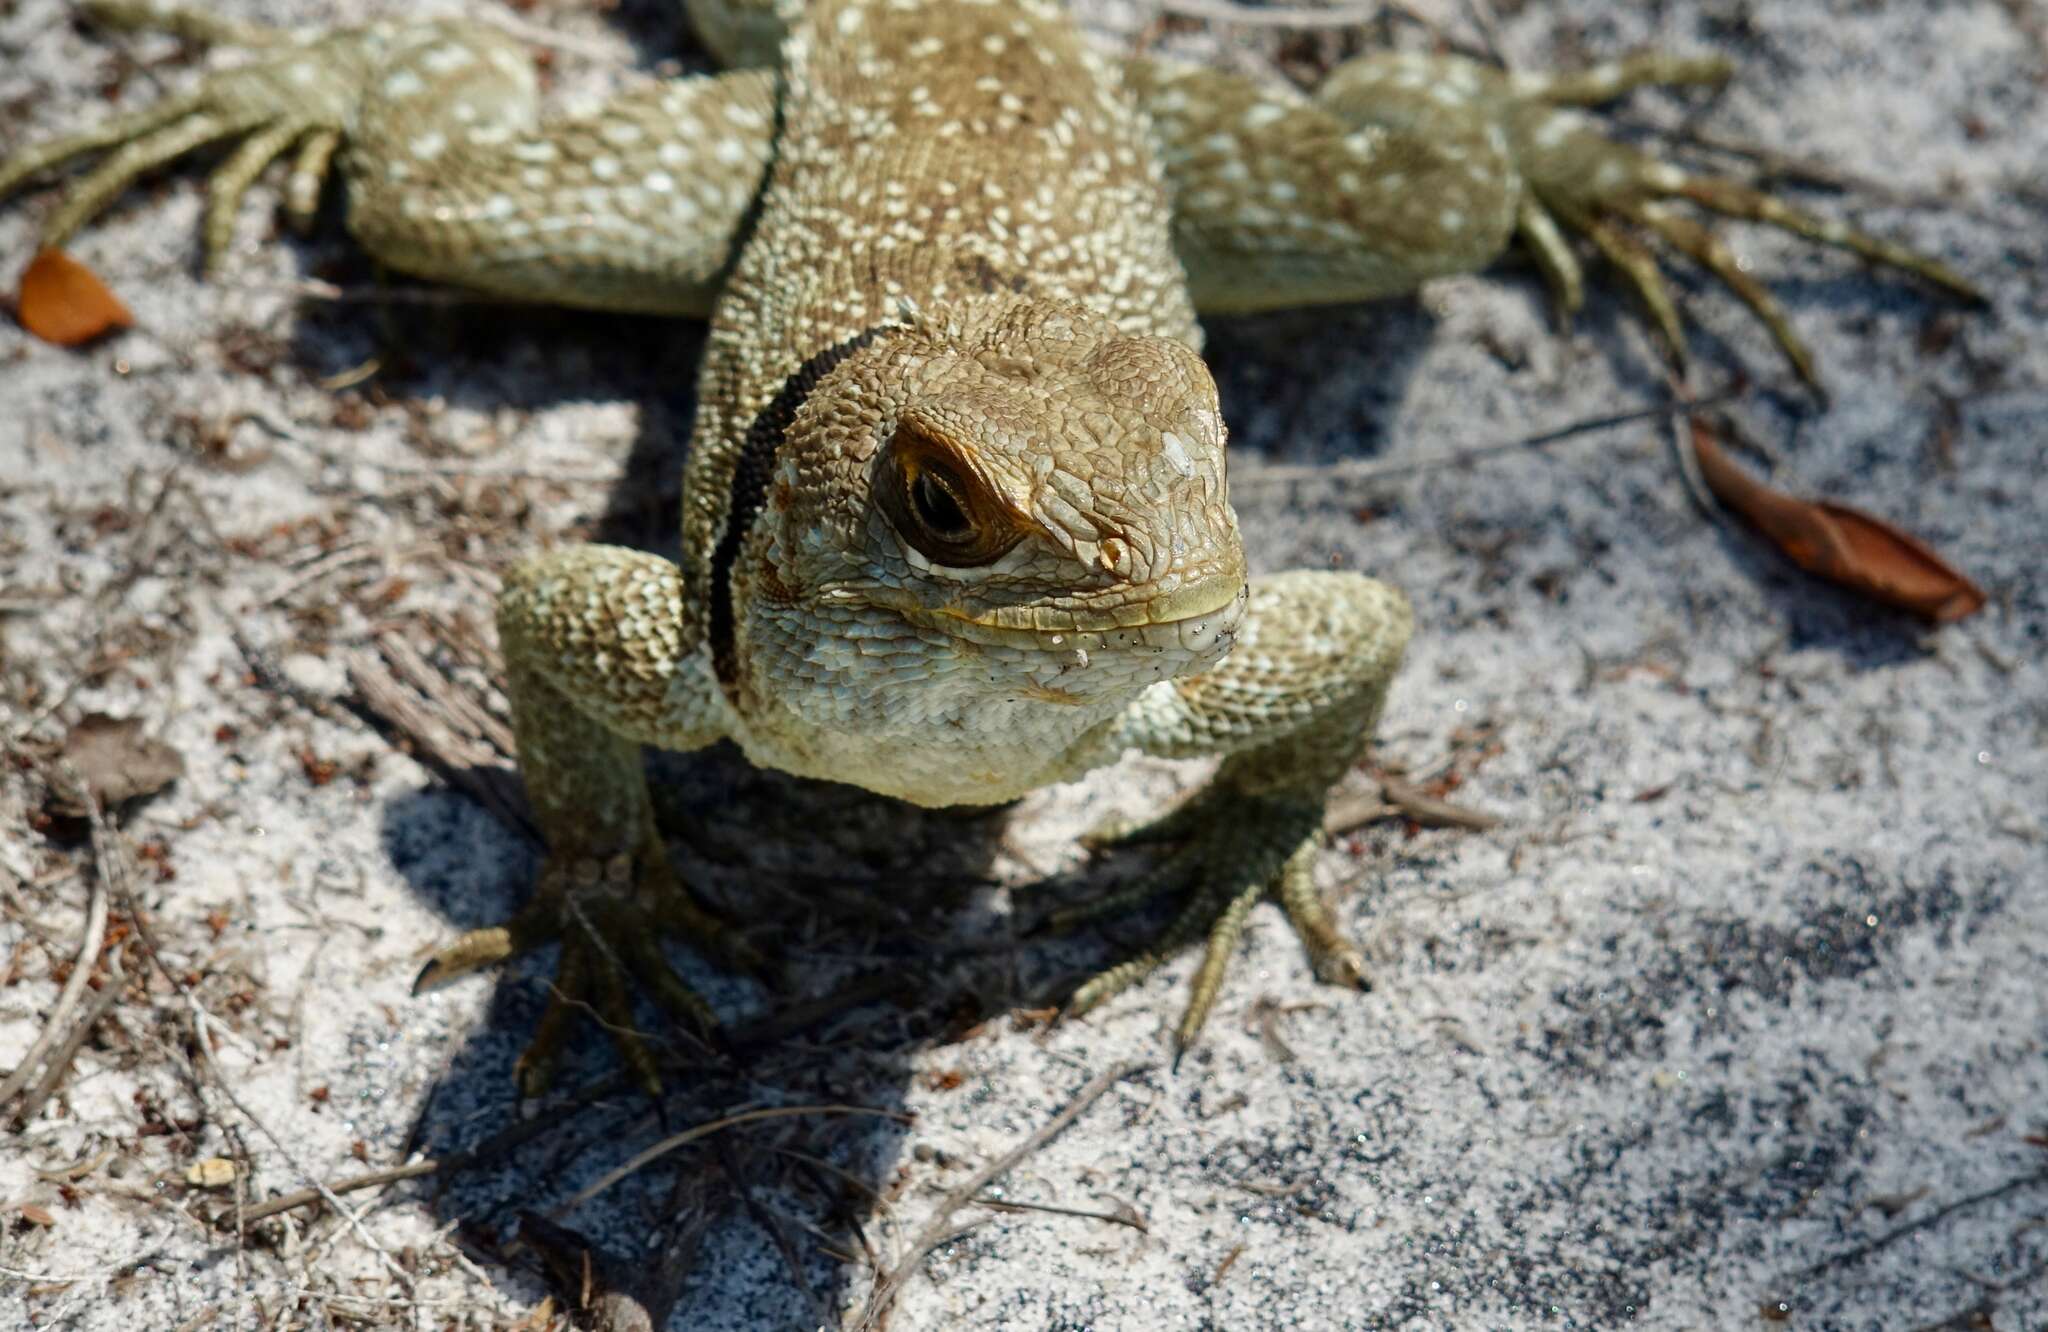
[910,470,971,539]
[880,422,1026,568]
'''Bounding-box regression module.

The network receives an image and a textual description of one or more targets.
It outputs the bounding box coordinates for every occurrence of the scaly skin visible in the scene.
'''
[0,0,1979,1091]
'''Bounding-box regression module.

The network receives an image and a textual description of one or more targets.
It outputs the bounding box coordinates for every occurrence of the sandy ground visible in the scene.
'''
[2,1,2044,1329]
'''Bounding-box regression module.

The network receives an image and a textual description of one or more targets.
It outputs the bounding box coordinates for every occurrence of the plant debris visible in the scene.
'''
[1690,420,1986,623]
[46,713,185,817]
[15,248,133,346]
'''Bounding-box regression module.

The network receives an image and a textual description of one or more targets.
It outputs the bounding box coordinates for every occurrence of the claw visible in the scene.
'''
[0,4,353,275]
[587,935,665,1099]
[1560,201,1689,368]
[1276,842,1369,990]
[1510,54,1980,394]
[284,128,341,234]
[412,844,749,1096]
[653,879,767,977]
[620,929,721,1035]
[1668,175,1985,304]
[1078,795,1208,851]
[1515,196,1584,323]
[84,0,286,48]
[413,897,559,992]
[1064,834,1261,1029]
[203,120,305,274]
[1174,880,1265,1054]
[1065,952,1164,1021]
[1621,198,1822,391]
[515,942,590,1100]
[42,112,259,248]
[1064,867,1225,1018]
[1045,845,1194,934]
[1057,786,1374,1055]
[1516,51,1734,107]
[0,95,203,203]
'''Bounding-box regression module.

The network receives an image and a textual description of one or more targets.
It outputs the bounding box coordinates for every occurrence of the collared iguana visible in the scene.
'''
[0,0,1977,1094]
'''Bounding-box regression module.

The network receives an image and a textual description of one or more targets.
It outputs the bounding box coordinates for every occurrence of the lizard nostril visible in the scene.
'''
[1097,536,1128,575]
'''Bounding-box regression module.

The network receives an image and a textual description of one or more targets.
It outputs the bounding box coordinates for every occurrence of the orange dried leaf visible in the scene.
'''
[16,248,134,346]
[1691,422,1986,623]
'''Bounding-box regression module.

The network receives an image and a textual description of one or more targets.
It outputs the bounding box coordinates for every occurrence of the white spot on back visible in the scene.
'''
[421,44,476,75]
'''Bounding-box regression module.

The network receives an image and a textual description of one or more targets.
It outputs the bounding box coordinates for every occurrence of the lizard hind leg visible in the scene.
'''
[0,2,397,263]
[1239,44,1982,389]
[1504,86,1981,389]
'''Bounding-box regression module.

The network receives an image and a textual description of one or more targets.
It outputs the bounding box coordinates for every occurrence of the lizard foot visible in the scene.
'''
[1502,54,1983,392]
[413,842,763,1099]
[0,5,531,273]
[1053,789,1364,1060]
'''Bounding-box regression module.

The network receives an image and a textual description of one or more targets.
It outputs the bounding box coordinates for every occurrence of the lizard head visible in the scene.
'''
[745,298,1247,723]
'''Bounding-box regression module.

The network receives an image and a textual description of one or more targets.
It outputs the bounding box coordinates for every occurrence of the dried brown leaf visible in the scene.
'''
[50,714,185,816]
[16,249,133,347]
[1691,422,1986,623]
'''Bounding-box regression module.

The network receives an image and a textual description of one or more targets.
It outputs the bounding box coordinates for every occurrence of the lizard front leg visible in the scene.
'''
[1133,50,1980,390]
[1,2,775,315]
[1053,570,1413,1055]
[411,545,749,1097]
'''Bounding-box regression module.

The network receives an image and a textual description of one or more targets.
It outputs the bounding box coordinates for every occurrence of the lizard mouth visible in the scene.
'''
[908,569,1250,654]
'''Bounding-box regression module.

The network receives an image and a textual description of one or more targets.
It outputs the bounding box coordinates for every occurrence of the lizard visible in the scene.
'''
[0,0,1980,1096]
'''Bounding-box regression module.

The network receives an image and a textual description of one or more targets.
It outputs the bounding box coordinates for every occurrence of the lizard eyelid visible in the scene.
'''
[879,420,1029,569]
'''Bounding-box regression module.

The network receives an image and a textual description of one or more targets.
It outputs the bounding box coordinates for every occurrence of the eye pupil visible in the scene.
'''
[912,472,970,538]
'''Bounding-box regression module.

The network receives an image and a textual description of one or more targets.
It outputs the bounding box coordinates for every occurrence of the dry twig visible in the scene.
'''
[0,835,109,1111]
[852,1060,1150,1331]
[1235,392,1736,491]
[561,1104,914,1213]
[1374,774,1503,831]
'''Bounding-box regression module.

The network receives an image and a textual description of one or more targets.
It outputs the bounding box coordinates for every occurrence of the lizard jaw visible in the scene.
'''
[905,573,1250,660]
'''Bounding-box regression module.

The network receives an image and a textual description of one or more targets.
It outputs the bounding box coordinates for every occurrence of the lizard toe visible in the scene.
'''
[512,938,591,1100]
[412,896,560,993]
[1058,776,1392,1056]
[617,927,723,1040]
[1502,74,1977,393]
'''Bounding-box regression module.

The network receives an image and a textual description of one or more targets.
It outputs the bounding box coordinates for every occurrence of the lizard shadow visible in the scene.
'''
[376,734,1176,1326]
[373,757,981,1325]
[1201,298,1434,465]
